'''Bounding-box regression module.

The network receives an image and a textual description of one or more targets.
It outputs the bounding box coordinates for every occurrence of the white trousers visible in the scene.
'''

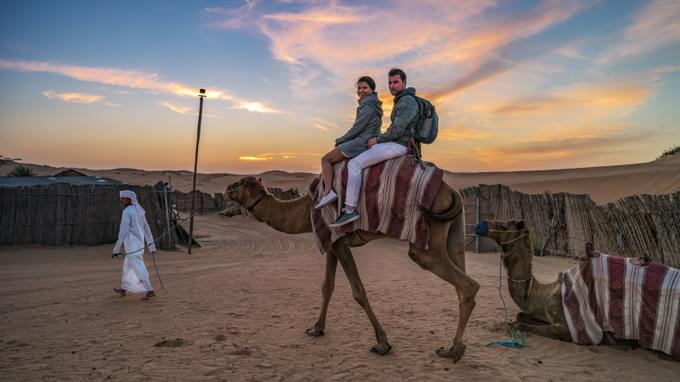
[345,142,408,208]
[121,237,153,293]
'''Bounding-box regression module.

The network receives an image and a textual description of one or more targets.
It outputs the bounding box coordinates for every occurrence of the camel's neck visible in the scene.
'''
[502,236,555,313]
[249,194,313,234]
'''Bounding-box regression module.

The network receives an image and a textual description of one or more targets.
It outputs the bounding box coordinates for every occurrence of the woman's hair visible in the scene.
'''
[357,76,376,92]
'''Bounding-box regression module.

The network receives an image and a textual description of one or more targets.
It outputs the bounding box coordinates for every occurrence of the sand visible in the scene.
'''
[2,214,680,381]
[1,156,679,380]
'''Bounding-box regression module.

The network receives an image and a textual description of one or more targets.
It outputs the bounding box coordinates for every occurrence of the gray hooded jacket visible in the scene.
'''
[376,87,417,146]
[335,92,383,158]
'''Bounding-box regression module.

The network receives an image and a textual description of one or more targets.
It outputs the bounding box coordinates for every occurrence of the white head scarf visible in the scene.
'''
[120,189,146,215]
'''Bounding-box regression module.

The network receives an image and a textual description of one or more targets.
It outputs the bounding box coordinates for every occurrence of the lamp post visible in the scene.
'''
[188,88,206,254]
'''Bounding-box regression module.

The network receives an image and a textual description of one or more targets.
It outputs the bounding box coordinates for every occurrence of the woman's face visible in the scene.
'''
[357,81,372,99]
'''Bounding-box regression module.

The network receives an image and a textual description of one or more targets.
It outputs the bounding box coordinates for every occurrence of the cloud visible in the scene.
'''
[42,90,104,104]
[208,1,588,101]
[162,102,192,114]
[233,101,285,114]
[238,152,320,162]
[438,126,491,140]
[309,117,338,131]
[598,0,680,65]
[0,58,284,114]
[239,156,271,161]
[490,83,651,116]
[463,127,648,170]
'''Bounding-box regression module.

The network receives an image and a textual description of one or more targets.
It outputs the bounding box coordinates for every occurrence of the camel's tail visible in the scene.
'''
[420,190,463,222]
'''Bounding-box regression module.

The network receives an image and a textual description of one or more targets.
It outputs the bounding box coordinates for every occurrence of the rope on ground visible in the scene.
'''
[487,256,527,349]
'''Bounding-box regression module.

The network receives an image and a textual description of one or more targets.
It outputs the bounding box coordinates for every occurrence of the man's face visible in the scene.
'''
[120,197,131,206]
[388,75,406,96]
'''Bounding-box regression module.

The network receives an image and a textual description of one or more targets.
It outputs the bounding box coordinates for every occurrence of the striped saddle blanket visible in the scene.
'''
[309,155,443,254]
[561,254,680,359]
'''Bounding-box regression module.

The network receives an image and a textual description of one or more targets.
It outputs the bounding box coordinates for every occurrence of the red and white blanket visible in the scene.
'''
[309,155,443,254]
[561,254,680,359]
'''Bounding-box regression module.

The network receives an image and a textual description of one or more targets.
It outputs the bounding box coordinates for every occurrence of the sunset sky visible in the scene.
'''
[1,0,679,173]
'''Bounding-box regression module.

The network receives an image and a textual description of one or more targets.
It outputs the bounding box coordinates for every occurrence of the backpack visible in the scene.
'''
[409,95,438,144]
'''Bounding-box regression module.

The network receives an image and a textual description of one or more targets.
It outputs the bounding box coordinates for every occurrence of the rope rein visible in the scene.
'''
[487,227,528,349]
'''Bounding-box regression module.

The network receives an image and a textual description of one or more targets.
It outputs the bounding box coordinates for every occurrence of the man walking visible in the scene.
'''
[112,190,156,300]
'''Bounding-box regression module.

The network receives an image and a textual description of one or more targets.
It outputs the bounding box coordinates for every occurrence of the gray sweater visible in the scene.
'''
[376,87,417,146]
[335,92,383,158]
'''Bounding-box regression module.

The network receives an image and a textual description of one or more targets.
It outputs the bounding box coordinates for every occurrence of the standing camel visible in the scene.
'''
[226,176,479,362]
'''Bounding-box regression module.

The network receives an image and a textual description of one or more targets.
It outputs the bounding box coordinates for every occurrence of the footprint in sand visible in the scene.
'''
[153,338,185,348]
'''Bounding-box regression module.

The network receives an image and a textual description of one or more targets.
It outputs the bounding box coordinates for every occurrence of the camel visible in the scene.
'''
[476,219,677,357]
[225,176,480,363]
[474,219,571,341]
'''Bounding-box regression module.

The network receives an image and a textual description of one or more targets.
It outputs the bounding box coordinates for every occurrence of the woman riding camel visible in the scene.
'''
[315,76,383,209]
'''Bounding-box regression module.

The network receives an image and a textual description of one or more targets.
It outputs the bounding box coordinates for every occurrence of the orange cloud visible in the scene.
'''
[455,127,648,170]
[42,90,104,104]
[438,127,491,140]
[162,102,192,114]
[238,152,321,162]
[0,59,284,114]
[491,83,651,116]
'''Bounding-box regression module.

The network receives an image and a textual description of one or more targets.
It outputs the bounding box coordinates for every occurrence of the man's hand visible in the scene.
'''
[367,137,378,148]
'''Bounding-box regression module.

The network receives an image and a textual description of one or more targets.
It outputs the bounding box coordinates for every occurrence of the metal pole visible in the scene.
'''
[475,196,480,253]
[163,184,173,248]
[188,89,206,254]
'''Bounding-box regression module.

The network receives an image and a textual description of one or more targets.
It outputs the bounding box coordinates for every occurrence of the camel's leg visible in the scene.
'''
[333,241,392,355]
[446,198,466,272]
[513,322,571,342]
[306,251,338,337]
[409,244,479,363]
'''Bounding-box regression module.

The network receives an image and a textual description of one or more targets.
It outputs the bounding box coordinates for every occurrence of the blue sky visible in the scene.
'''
[1,0,679,173]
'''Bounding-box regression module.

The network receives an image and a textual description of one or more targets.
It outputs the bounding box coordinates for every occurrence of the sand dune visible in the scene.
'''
[4,154,679,204]
[2,215,679,381]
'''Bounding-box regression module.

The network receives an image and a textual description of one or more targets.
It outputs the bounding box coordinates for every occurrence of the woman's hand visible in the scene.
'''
[367,137,378,148]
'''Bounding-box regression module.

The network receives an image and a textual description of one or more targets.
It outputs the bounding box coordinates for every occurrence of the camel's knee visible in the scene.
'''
[350,286,368,307]
[461,279,480,301]
[408,249,427,269]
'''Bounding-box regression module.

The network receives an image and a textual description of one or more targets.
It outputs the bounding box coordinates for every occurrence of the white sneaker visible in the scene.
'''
[315,190,338,209]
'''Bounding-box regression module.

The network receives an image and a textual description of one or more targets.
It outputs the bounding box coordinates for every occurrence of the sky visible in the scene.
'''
[1,0,679,174]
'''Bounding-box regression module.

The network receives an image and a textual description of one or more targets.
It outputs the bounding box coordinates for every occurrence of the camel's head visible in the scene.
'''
[475,219,527,245]
[477,219,532,276]
[225,176,267,207]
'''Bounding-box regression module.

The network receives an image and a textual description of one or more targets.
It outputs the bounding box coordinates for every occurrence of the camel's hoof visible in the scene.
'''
[371,342,392,355]
[305,326,324,337]
[436,343,466,363]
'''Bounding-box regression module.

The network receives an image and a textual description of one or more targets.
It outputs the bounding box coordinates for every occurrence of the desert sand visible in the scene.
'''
[2,213,680,381]
[1,156,680,381]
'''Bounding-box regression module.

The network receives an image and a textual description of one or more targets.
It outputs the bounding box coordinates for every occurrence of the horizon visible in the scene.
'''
[4,152,676,177]
[1,1,679,173]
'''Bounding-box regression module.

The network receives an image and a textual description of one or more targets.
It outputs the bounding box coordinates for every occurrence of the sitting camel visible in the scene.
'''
[226,176,479,362]
[474,219,570,341]
[476,219,680,360]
